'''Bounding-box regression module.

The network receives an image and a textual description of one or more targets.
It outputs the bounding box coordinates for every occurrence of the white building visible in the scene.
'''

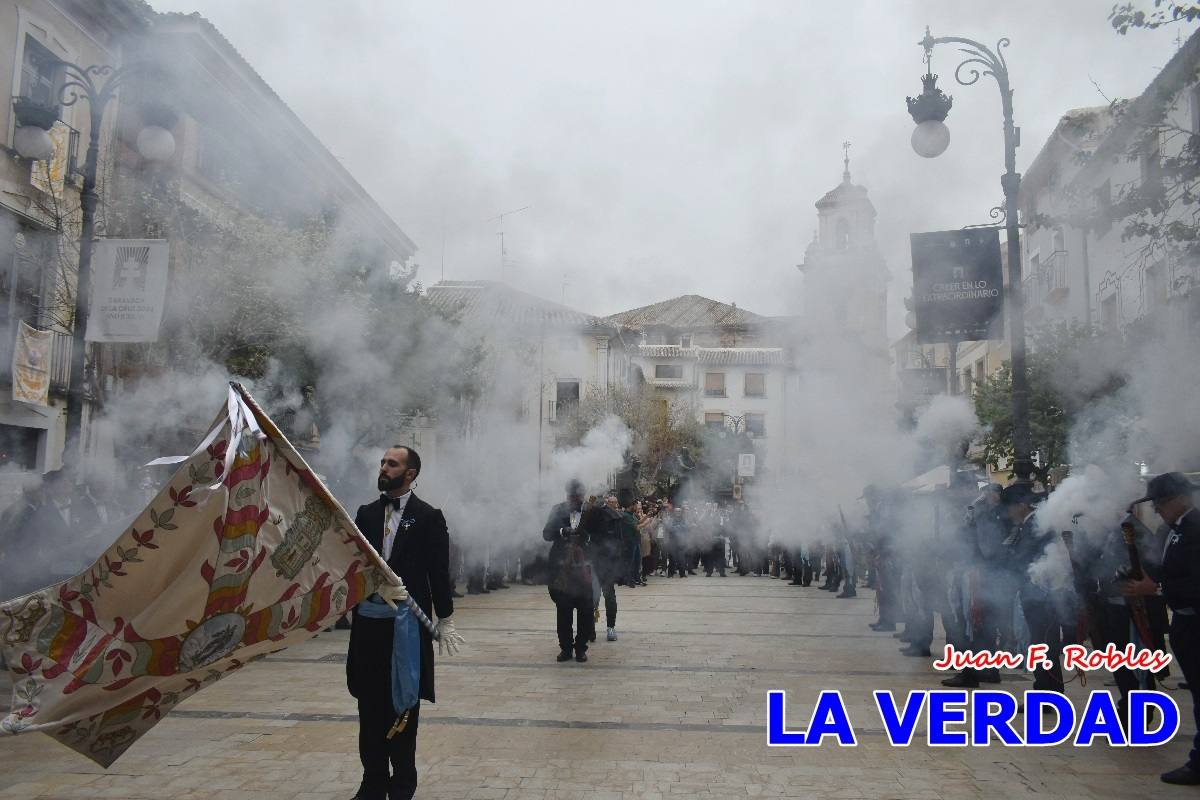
[1019,30,1200,335]
[605,294,789,477]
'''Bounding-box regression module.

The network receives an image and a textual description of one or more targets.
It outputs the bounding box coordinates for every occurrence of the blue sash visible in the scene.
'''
[356,595,421,715]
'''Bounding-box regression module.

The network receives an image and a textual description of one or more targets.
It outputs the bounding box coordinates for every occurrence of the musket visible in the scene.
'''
[1060,528,1103,646]
[1119,511,1156,648]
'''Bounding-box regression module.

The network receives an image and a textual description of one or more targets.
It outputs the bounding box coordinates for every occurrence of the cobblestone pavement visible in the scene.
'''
[1,574,1194,799]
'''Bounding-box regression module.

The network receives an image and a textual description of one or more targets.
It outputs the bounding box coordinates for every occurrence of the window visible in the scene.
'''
[835,218,850,250]
[1145,262,1167,311]
[1101,295,1119,330]
[1140,134,1164,193]
[704,412,725,430]
[556,381,580,416]
[704,372,726,397]
[19,35,60,108]
[1094,181,1113,235]
[744,373,766,398]
[654,364,683,380]
[680,335,692,348]
[1191,84,1200,134]
[745,413,766,437]
[0,423,41,470]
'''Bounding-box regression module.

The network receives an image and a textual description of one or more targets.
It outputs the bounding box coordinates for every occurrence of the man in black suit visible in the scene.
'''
[543,480,597,662]
[1122,472,1200,786]
[347,445,459,800]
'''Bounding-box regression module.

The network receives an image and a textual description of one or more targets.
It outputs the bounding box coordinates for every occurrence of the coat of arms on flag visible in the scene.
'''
[0,383,399,766]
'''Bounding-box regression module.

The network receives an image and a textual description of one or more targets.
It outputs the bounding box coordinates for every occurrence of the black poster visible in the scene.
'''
[910,228,1004,343]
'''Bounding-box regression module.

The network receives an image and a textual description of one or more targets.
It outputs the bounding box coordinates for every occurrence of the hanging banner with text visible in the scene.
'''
[85,239,169,343]
[910,228,1004,343]
[11,321,52,406]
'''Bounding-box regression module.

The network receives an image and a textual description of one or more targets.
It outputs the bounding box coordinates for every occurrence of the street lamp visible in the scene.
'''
[12,62,176,458]
[905,27,1034,483]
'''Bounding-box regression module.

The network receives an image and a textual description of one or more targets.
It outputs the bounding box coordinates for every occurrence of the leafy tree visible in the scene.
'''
[973,322,1126,475]
[1110,2,1200,33]
[572,383,704,496]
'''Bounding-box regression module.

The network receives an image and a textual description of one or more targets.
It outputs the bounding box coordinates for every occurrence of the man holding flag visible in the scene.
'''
[348,445,460,800]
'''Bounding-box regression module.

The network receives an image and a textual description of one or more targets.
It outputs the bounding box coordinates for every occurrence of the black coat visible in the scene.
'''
[1153,509,1200,612]
[347,493,454,704]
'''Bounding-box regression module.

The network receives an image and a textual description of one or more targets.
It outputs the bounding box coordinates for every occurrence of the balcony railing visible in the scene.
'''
[1042,250,1069,304]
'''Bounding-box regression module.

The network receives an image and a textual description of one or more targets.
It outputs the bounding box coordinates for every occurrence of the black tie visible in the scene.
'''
[381,495,404,511]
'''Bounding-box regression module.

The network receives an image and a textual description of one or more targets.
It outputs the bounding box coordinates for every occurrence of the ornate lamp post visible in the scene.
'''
[12,61,175,457]
[905,28,1033,483]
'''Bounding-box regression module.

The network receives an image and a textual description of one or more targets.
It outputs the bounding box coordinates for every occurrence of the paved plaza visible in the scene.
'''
[1,574,1194,799]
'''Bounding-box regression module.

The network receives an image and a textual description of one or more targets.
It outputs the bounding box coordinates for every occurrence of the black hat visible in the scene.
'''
[566,479,585,497]
[1131,472,1196,505]
[999,483,1043,507]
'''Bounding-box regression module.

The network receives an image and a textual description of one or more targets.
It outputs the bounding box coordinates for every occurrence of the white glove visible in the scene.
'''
[377,580,410,610]
[437,615,465,656]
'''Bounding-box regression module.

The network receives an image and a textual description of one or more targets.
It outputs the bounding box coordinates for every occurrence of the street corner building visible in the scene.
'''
[0,383,394,766]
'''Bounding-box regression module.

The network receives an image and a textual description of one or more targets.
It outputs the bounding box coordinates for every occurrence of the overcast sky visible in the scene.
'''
[148,1,1179,329]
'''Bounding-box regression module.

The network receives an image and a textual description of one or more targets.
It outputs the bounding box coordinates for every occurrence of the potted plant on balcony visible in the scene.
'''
[12,97,59,131]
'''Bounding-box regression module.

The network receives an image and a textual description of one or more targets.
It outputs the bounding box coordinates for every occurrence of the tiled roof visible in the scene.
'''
[635,345,785,366]
[425,281,600,328]
[606,295,769,330]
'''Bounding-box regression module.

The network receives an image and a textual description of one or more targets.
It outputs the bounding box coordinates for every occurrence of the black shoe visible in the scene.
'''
[1162,766,1200,785]
[870,622,896,632]
[556,650,573,662]
[837,591,857,598]
[466,587,483,595]
[351,782,387,800]
[941,671,980,688]
[451,589,464,598]
[900,645,932,657]
[480,586,491,593]
[980,668,1001,683]
[575,651,588,663]
[387,783,416,800]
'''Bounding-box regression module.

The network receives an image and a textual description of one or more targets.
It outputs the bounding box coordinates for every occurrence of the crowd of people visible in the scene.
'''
[775,470,1198,787]
[0,468,133,600]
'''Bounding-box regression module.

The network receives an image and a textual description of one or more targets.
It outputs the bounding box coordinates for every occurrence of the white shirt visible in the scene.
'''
[381,490,412,562]
[52,498,71,527]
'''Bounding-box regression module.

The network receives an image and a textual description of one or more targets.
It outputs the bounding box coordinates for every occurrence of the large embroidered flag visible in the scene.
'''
[0,383,397,766]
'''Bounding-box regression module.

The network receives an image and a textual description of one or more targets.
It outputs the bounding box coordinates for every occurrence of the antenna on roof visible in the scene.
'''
[486,205,531,283]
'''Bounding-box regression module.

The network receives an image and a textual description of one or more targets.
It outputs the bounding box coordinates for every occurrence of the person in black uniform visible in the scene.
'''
[347,446,459,800]
[1002,482,1067,694]
[1122,472,1200,786]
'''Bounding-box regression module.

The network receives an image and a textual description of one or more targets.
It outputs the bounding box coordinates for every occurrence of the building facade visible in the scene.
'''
[1019,30,1200,336]
[0,0,150,475]
[606,294,790,483]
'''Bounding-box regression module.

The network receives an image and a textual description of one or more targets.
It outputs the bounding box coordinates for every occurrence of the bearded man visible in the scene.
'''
[347,445,459,800]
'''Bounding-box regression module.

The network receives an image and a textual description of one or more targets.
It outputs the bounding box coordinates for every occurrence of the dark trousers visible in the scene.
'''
[601,580,617,628]
[1170,614,1200,769]
[703,542,726,576]
[555,597,594,654]
[1020,593,1065,692]
[1102,602,1158,706]
[357,698,420,799]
